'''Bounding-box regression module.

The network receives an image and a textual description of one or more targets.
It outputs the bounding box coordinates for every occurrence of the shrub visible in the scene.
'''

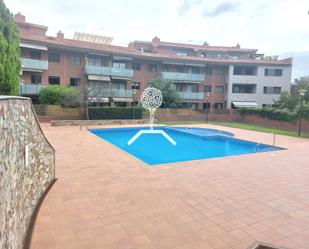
[39,85,81,107]
[38,85,67,105]
[59,87,81,107]
[88,107,142,120]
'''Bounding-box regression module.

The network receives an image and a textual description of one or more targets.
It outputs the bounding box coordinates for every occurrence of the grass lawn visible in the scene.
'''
[159,120,309,138]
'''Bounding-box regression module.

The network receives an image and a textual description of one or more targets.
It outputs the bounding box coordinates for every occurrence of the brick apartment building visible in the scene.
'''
[15,13,292,110]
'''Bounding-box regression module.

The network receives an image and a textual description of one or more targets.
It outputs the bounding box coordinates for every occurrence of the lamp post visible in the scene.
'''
[205,92,211,123]
[298,89,307,137]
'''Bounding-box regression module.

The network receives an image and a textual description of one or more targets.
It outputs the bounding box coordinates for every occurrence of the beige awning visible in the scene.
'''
[89,97,109,103]
[20,42,48,50]
[88,75,111,81]
[112,97,133,103]
[232,101,258,108]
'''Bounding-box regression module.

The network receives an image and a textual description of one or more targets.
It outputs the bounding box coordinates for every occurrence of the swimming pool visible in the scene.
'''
[90,127,282,165]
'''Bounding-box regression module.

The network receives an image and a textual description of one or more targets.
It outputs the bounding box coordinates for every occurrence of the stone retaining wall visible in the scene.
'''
[0,96,55,249]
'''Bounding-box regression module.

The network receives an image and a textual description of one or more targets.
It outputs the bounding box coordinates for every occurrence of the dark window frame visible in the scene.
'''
[70,54,81,65]
[48,76,60,85]
[132,62,141,71]
[31,74,42,84]
[48,52,60,63]
[148,64,157,72]
[70,77,80,87]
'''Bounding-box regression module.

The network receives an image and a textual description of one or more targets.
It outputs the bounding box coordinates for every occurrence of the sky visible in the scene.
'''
[5,0,309,80]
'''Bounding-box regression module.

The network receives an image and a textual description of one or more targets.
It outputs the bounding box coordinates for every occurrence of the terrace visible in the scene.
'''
[29,123,309,249]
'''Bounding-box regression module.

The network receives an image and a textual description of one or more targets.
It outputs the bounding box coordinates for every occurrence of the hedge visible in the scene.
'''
[237,107,298,122]
[88,107,143,120]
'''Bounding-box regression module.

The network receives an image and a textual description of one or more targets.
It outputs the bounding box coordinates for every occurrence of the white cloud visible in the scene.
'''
[5,0,309,78]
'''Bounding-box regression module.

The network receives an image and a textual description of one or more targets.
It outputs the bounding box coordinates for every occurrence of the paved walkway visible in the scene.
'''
[30,124,309,249]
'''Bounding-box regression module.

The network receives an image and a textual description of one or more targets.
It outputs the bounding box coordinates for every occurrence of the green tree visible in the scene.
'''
[275,77,309,110]
[0,0,21,95]
[148,78,179,108]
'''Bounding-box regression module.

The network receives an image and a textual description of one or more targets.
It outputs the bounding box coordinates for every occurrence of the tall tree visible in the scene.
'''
[0,0,21,95]
[275,77,309,110]
[148,78,179,108]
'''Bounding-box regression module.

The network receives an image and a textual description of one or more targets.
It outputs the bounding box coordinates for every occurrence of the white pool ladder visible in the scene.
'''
[256,132,276,152]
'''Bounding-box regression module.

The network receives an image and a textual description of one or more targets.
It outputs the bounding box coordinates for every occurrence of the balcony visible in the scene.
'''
[161,72,205,83]
[177,91,204,100]
[85,65,133,79]
[97,88,133,98]
[20,84,47,95]
[20,58,48,71]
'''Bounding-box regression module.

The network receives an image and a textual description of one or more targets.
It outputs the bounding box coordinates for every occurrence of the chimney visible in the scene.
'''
[14,12,25,23]
[236,43,240,48]
[203,41,209,47]
[152,36,160,43]
[57,31,64,41]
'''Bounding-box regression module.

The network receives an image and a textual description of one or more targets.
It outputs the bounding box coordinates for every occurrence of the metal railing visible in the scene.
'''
[161,72,205,82]
[20,58,48,71]
[177,91,204,100]
[85,65,133,78]
[20,84,47,95]
[256,132,276,151]
[96,88,133,98]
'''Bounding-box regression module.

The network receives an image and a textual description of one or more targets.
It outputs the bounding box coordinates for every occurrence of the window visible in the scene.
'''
[70,78,80,87]
[162,65,169,72]
[229,55,239,59]
[215,86,224,93]
[88,56,101,66]
[176,65,184,73]
[176,52,187,56]
[132,82,140,90]
[31,74,41,84]
[216,67,225,76]
[148,64,157,72]
[175,49,188,56]
[70,55,81,65]
[203,103,210,109]
[214,103,223,109]
[232,84,256,94]
[48,76,60,85]
[205,67,212,75]
[233,66,256,75]
[188,66,199,74]
[132,63,141,71]
[263,86,282,94]
[264,68,282,76]
[204,85,212,92]
[30,50,41,60]
[48,52,60,63]
[113,62,126,69]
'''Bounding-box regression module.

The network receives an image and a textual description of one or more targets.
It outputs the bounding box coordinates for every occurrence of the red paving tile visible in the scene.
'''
[30,124,309,249]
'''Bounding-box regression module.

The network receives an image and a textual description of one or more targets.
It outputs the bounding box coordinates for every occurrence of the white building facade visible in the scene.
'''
[226,63,292,108]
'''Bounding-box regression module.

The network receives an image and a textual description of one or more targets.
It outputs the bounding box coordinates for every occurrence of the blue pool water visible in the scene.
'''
[90,127,282,165]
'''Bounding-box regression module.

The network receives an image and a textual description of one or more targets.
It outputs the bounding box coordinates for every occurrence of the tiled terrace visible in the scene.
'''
[30,124,309,249]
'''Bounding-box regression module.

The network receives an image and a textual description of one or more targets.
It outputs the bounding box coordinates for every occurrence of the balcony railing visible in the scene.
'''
[177,91,204,100]
[20,58,48,71]
[161,72,205,82]
[20,84,47,95]
[95,88,133,98]
[85,65,133,78]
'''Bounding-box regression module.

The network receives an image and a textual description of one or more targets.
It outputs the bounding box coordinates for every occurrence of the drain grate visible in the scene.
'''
[248,242,290,249]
